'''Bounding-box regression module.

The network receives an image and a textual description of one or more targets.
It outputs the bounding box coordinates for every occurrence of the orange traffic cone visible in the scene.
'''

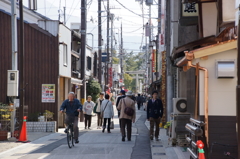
[17,116,29,142]
[196,140,206,159]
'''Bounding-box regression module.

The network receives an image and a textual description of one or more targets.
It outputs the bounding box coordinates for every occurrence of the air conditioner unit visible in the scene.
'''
[173,98,188,114]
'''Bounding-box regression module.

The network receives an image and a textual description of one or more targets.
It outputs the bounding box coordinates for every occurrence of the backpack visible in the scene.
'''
[123,99,134,116]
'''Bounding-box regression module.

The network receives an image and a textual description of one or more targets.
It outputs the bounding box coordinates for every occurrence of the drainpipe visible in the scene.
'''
[187,60,209,147]
[181,51,209,147]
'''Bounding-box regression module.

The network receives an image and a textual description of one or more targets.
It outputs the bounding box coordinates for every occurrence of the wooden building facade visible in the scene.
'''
[0,10,59,124]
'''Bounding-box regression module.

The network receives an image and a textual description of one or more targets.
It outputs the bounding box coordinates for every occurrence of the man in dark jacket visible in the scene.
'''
[116,90,126,129]
[60,92,82,143]
[147,90,163,141]
[136,94,142,110]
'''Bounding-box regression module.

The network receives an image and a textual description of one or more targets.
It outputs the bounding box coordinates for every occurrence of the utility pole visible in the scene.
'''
[156,0,161,81]
[10,0,17,139]
[149,5,153,84]
[145,23,148,92]
[63,6,66,25]
[80,0,87,104]
[98,0,102,87]
[19,0,25,136]
[110,13,114,92]
[236,5,240,159]
[120,23,123,87]
[105,0,109,93]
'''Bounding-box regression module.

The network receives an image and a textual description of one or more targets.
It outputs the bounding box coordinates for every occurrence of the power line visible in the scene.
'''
[46,0,57,15]
[89,18,107,32]
[114,0,148,19]
[66,0,75,21]
[66,1,81,22]
[123,26,143,33]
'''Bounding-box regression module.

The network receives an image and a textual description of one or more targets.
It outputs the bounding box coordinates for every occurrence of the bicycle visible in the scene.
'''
[62,112,75,148]
[66,120,74,148]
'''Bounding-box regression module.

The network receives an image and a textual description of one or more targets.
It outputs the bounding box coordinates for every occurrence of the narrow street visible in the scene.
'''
[0,107,151,159]
[0,106,190,159]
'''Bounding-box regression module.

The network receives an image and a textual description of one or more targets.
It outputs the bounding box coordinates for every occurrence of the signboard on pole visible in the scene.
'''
[108,67,113,87]
[152,49,156,72]
[42,84,55,103]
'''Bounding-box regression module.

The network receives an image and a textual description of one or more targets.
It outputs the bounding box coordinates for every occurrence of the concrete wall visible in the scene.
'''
[59,24,71,78]
[0,0,44,24]
[85,47,94,78]
[202,3,217,37]
[194,49,237,116]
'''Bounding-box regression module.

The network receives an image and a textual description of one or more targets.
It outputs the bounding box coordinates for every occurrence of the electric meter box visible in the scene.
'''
[7,70,19,96]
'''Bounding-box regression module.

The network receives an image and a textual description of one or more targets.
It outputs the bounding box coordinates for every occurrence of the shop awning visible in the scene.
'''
[71,78,83,85]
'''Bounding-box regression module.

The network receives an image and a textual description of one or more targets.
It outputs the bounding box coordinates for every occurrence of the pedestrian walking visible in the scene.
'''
[136,94,142,110]
[142,94,147,111]
[116,90,126,130]
[117,90,136,141]
[101,94,114,133]
[60,92,82,143]
[83,95,95,129]
[147,90,164,141]
[96,92,105,129]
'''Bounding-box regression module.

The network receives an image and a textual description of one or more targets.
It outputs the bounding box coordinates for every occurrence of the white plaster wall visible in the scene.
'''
[195,49,237,116]
[202,3,217,37]
[0,0,44,24]
[222,0,235,22]
[59,24,71,78]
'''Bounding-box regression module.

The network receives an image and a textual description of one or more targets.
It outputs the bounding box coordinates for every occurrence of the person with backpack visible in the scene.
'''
[117,91,136,142]
[116,90,126,130]
[101,94,114,133]
[95,92,105,129]
[136,94,142,110]
[147,90,164,141]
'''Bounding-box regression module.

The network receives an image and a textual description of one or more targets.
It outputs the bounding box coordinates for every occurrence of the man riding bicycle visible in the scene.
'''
[60,92,82,143]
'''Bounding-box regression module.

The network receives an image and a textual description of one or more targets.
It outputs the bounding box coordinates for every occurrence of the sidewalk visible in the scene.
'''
[145,119,190,159]
[0,105,190,159]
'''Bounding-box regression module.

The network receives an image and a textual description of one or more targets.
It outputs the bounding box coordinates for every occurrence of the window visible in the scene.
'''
[87,56,92,70]
[93,53,97,77]
[63,44,68,66]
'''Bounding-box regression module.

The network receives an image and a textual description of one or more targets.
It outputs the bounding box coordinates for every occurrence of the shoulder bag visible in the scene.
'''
[110,120,114,129]
[93,103,98,113]
[123,99,134,116]
[100,101,109,118]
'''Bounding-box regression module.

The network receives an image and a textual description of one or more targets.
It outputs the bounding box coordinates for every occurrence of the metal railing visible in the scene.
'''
[185,118,205,159]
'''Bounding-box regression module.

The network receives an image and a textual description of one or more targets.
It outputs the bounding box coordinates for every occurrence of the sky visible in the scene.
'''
[23,0,159,54]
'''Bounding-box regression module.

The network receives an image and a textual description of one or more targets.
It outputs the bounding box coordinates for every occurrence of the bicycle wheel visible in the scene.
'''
[67,127,73,148]
[71,127,74,147]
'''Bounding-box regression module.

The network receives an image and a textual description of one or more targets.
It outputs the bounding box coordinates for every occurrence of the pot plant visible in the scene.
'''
[43,110,54,121]
[0,103,11,140]
[164,121,171,136]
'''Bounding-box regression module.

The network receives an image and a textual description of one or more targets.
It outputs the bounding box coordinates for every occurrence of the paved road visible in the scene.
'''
[0,105,190,159]
[0,106,152,159]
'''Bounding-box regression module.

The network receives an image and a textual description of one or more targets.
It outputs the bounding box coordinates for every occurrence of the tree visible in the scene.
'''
[123,51,145,92]
[86,77,101,102]
[112,57,119,64]
[123,73,133,90]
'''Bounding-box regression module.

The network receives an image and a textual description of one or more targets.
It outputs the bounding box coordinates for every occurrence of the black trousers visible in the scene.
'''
[120,118,132,140]
[84,114,92,128]
[103,118,111,132]
[137,103,141,110]
[65,115,79,140]
[118,111,121,128]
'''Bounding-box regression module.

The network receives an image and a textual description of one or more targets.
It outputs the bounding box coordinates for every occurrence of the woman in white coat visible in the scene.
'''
[101,94,114,133]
